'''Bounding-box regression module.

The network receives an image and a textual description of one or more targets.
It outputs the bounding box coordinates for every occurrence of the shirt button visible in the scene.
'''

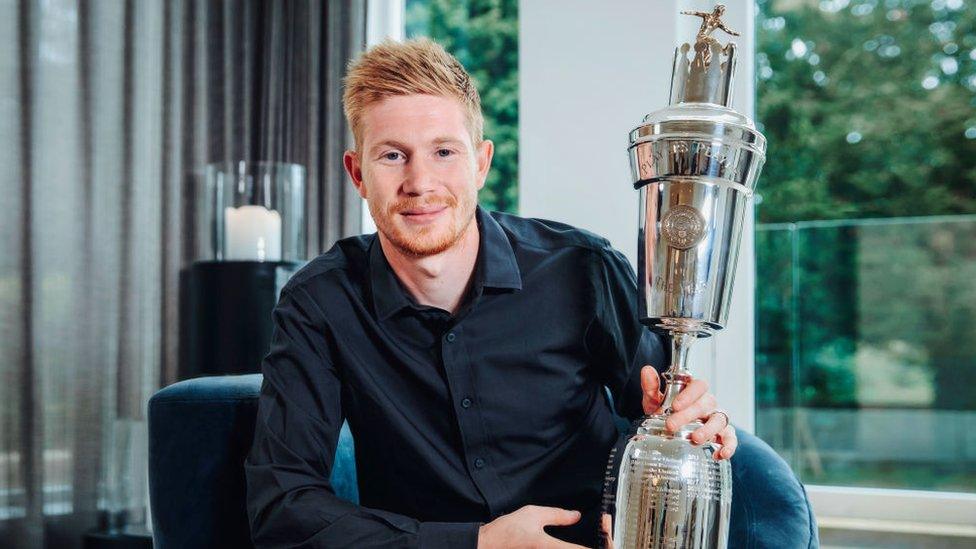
[445,332,457,343]
[461,397,472,409]
[474,457,485,469]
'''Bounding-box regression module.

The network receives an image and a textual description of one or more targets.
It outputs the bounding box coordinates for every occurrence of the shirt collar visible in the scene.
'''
[369,205,522,320]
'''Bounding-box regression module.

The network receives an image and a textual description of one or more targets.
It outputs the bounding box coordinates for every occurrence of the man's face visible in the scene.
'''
[344,94,493,257]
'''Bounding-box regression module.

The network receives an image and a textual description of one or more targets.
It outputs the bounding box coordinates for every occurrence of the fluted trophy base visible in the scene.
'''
[600,413,731,549]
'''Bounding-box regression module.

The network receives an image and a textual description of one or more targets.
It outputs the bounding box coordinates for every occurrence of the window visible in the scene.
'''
[404,0,518,213]
[755,0,976,496]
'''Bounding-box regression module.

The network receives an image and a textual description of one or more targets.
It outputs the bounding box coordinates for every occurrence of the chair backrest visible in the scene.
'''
[147,374,357,548]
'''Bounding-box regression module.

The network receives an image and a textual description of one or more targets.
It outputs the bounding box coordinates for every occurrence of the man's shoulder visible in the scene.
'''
[280,234,373,295]
[488,209,614,254]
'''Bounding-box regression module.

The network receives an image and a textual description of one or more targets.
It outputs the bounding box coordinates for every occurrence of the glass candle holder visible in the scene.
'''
[205,161,306,262]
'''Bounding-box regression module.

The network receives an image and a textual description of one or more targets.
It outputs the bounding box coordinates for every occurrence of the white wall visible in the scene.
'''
[360,0,406,234]
[520,0,757,431]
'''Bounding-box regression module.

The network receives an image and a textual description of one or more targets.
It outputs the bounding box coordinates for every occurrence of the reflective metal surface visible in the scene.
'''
[601,418,731,549]
[631,98,765,338]
[601,5,765,548]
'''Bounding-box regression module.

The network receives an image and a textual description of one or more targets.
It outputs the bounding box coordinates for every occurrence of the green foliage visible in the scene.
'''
[406,0,519,213]
[756,1,976,410]
[755,2,976,491]
[756,0,976,223]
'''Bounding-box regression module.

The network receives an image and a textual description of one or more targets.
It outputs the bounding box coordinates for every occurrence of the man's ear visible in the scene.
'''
[475,139,494,191]
[343,150,367,199]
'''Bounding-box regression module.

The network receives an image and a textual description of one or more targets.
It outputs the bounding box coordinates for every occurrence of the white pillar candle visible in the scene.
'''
[224,205,282,261]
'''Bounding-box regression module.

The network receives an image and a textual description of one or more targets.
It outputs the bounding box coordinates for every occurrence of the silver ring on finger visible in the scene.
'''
[709,409,730,429]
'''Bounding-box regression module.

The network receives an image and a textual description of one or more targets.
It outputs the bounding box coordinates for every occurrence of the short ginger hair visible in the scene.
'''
[342,38,484,152]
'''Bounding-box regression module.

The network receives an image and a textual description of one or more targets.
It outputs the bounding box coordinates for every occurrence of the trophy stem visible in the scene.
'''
[659,330,696,415]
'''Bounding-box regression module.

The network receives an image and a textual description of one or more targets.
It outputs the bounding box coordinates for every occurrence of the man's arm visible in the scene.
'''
[585,244,670,422]
[244,285,481,548]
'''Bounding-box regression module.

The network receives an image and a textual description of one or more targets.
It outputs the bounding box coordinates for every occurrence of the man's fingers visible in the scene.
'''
[690,409,727,445]
[640,366,663,415]
[642,393,664,415]
[533,507,588,549]
[640,365,659,395]
[670,378,708,413]
[665,391,716,432]
[535,506,582,527]
[713,425,738,460]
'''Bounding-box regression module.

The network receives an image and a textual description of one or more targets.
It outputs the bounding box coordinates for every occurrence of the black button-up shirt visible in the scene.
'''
[245,206,668,548]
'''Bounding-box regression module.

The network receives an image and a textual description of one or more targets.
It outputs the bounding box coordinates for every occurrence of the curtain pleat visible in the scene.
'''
[0,1,366,547]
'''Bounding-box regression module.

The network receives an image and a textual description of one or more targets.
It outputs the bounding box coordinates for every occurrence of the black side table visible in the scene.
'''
[179,260,302,379]
[82,527,153,549]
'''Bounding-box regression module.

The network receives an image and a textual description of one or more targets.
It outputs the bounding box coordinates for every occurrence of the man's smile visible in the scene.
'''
[400,205,448,223]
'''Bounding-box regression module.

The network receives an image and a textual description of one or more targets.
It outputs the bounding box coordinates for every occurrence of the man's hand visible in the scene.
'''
[477,505,589,549]
[640,365,738,460]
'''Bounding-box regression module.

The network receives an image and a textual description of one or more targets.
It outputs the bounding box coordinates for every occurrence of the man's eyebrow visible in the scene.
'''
[431,137,467,147]
[369,140,409,155]
[369,138,468,155]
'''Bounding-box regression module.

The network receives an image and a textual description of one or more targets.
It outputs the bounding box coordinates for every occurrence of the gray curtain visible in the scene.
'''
[0,1,365,547]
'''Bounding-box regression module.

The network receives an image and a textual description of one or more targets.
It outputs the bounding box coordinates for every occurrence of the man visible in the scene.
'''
[245,38,737,549]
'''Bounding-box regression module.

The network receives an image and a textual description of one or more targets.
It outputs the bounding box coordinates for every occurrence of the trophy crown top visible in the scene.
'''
[671,5,741,106]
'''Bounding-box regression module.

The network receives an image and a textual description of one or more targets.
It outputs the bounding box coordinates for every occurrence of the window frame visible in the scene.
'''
[808,485,976,536]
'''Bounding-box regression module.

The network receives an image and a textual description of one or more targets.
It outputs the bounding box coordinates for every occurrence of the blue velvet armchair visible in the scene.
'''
[147,375,818,548]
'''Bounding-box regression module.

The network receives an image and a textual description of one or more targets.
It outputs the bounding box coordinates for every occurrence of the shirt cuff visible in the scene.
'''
[418,521,481,549]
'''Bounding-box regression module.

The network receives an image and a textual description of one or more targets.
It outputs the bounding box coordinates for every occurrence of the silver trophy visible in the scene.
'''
[599,5,766,548]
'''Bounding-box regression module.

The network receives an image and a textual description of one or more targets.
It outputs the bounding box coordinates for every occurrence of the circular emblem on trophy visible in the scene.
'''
[662,205,707,249]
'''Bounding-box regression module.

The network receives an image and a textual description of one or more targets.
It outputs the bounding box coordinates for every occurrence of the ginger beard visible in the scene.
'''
[367,187,478,258]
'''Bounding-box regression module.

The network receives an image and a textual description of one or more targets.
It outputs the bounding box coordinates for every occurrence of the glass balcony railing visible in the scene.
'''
[755,214,976,493]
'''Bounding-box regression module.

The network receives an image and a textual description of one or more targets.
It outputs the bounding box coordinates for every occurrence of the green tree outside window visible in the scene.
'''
[406,0,519,214]
[756,0,976,492]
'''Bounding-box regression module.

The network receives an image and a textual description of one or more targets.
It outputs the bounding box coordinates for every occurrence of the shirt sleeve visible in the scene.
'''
[244,285,482,549]
[585,244,670,422]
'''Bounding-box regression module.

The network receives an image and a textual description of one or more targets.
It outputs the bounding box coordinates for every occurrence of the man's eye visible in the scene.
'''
[436,149,454,158]
[383,152,403,161]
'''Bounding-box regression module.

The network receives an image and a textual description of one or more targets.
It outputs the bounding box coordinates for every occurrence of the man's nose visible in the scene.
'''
[401,156,438,195]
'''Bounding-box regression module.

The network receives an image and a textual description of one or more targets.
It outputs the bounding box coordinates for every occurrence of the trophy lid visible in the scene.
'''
[628,103,765,151]
[671,4,740,107]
